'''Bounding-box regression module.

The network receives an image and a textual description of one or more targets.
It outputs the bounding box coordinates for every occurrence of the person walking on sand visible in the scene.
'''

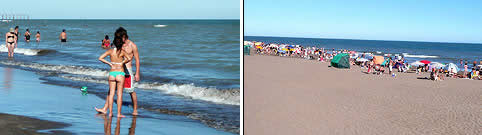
[97,30,132,117]
[35,31,40,42]
[24,29,31,42]
[59,29,67,42]
[5,28,17,58]
[96,27,141,116]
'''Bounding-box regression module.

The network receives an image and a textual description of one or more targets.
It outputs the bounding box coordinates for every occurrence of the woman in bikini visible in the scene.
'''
[5,28,17,58]
[97,33,131,117]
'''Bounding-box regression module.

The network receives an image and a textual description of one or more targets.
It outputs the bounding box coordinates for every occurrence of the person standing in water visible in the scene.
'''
[5,28,17,58]
[59,29,67,42]
[35,31,40,42]
[96,27,141,116]
[24,29,31,42]
[102,35,111,49]
[14,26,19,42]
[97,30,132,117]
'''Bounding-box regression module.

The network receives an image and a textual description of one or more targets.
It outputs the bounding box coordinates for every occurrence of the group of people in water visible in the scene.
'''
[245,41,482,81]
[4,26,141,118]
[4,26,67,58]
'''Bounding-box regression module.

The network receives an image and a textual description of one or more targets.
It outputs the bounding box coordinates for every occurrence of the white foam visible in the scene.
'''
[64,75,240,105]
[402,53,439,58]
[61,75,240,105]
[0,60,240,105]
[0,44,46,56]
[0,61,109,77]
[153,25,167,28]
[137,83,240,105]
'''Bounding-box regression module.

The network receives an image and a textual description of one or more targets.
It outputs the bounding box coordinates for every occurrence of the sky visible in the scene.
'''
[245,0,482,44]
[0,0,239,19]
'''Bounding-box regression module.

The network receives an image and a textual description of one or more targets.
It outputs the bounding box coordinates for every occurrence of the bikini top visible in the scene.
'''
[7,32,15,39]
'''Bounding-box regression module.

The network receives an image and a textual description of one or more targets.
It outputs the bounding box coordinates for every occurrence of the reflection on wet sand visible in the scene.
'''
[2,67,13,92]
[101,114,137,135]
[129,116,137,135]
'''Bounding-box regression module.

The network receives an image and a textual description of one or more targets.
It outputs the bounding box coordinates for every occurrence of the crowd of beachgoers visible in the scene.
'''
[244,41,482,81]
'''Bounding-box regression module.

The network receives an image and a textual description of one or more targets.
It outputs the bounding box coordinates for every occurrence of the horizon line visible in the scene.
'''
[244,35,482,45]
[21,18,240,20]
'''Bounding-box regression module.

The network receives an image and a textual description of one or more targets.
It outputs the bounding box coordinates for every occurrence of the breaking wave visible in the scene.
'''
[0,60,239,105]
[402,53,439,58]
[0,44,57,56]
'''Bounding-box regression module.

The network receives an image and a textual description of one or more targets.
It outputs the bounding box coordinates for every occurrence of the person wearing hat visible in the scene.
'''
[5,28,17,57]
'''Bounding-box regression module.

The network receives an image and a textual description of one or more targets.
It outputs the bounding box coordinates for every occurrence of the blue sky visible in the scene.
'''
[1,0,239,19]
[245,0,482,44]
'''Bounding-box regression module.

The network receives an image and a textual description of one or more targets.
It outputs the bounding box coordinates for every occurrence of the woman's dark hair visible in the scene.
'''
[113,27,127,54]
[62,29,65,32]
[26,29,29,31]
[37,31,40,34]
[15,26,18,29]
[105,35,109,39]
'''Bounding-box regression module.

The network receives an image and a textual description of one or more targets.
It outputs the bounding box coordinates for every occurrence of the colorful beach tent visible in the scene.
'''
[445,63,459,73]
[373,56,384,65]
[331,53,350,69]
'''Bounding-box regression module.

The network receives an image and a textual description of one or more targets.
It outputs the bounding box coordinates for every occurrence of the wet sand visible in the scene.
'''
[0,113,72,135]
[244,55,481,135]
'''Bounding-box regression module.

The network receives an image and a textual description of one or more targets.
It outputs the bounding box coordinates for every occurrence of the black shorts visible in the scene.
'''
[61,39,67,42]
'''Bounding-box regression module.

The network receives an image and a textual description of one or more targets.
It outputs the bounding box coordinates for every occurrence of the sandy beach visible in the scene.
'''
[244,54,481,135]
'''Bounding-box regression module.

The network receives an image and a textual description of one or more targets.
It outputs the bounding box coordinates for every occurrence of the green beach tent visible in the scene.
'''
[331,53,350,69]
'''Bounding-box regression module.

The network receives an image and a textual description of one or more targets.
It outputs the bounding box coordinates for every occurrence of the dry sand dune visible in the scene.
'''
[244,55,481,135]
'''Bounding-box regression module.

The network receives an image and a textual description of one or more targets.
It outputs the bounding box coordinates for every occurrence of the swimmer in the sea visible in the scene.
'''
[102,35,111,49]
[24,29,31,42]
[59,29,67,42]
[36,31,40,42]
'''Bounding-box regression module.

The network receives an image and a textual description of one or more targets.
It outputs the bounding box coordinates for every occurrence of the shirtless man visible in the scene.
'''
[96,27,140,115]
[59,29,67,42]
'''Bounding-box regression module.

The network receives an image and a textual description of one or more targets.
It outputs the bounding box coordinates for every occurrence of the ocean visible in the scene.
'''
[245,36,482,68]
[0,20,240,133]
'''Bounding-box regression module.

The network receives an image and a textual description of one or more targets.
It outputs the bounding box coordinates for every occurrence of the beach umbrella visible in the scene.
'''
[410,61,425,66]
[255,42,262,46]
[420,60,431,64]
[373,56,384,65]
[356,58,369,62]
[243,41,248,45]
[430,62,446,69]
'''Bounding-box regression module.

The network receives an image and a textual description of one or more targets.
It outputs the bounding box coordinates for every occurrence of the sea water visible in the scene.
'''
[0,20,240,133]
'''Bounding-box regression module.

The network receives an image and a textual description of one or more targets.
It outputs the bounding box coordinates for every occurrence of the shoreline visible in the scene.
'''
[0,113,72,135]
[0,66,235,135]
[244,54,481,135]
